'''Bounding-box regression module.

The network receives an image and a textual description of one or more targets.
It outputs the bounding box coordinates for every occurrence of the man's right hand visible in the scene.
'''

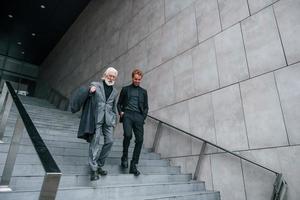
[90,86,96,93]
[120,112,124,117]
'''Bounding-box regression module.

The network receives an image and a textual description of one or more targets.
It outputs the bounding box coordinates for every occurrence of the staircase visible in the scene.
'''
[0,96,220,200]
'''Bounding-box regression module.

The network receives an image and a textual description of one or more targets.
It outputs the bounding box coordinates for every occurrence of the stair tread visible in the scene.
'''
[6,181,203,192]
[141,191,220,200]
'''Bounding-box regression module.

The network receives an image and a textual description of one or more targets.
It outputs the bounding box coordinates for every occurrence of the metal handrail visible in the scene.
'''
[148,115,287,200]
[0,81,61,199]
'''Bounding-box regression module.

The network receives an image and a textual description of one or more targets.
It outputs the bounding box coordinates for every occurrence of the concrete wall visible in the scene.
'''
[38,0,300,199]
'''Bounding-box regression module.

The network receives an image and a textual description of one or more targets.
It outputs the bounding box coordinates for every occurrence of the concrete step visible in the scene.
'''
[18,96,56,106]
[0,147,160,160]
[10,108,78,120]
[5,118,79,132]
[0,164,181,176]
[140,191,220,200]
[11,105,74,116]
[0,152,166,166]
[5,174,193,190]
[4,124,79,138]
[7,120,79,131]
[0,181,205,200]
[8,113,79,125]
[1,136,138,149]
[2,127,122,144]
[0,143,152,156]
[4,125,80,139]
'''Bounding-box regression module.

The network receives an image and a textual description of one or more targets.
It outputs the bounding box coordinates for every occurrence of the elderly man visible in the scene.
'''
[117,69,148,176]
[87,67,119,181]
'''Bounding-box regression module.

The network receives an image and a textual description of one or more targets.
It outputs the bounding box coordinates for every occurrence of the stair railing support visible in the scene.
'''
[271,173,287,200]
[152,122,163,152]
[0,82,8,112]
[0,92,13,142]
[39,173,62,200]
[193,142,207,180]
[0,115,25,191]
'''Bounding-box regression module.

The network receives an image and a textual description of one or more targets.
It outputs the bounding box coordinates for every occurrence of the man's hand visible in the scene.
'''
[90,86,96,93]
[120,112,124,117]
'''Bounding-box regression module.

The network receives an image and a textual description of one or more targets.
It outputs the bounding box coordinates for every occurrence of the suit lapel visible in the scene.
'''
[98,81,106,100]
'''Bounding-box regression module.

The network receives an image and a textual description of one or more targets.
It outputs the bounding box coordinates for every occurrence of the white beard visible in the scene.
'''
[105,79,115,86]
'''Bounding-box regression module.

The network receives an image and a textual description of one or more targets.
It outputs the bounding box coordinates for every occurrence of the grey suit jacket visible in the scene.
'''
[91,81,118,127]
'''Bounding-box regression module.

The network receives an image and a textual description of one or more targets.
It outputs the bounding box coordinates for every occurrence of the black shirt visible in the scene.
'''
[103,80,112,100]
[125,84,140,112]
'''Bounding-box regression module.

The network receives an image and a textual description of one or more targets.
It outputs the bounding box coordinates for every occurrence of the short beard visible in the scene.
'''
[105,79,114,86]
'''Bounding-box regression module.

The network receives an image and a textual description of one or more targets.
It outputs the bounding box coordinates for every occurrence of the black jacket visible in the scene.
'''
[117,84,148,121]
[70,86,97,142]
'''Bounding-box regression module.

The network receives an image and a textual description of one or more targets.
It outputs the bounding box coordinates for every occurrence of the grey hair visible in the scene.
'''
[102,67,118,79]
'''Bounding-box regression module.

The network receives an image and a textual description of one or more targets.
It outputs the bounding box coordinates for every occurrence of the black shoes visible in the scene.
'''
[97,167,108,176]
[129,161,140,176]
[90,171,99,181]
[90,167,107,181]
[121,157,140,176]
[121,157,128,168]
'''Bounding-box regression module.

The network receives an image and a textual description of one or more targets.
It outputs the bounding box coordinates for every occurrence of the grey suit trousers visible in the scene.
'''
[88,123,114,172]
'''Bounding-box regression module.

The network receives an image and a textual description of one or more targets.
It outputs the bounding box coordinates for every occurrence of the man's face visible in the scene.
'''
[132,74,142,86]
[105,73,117,86]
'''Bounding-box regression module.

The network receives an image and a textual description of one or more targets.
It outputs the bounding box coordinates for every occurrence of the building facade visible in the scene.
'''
[37,0,300,199]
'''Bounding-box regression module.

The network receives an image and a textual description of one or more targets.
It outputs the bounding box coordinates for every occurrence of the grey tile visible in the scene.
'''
[144,61,175,111]
[152,101,190,131]
[161,17,178,62]
[165,0,196,21]
[275,63,300,145]
[128,0,164,49]
[274,0,300,64]
[212,84,248,151]
[214,24,249,87]
[277,146,300,200]
[248,0,278,14]
[125,40,148,83]
[218,0,249,29]
[195,0,221,42]
[161,5,197,62]
[240,73,288,148]
[241,7,286,77]
[188,94,217,145]
[176,6,198,55]
[146,28,163,71]
[172,50,195,101]
[132,0,151,17]
[211,153,246,200]
[241,149,280,200]
[191,39,219,95]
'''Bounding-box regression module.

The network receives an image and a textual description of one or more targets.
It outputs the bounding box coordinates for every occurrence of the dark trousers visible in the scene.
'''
[122,111,144,164]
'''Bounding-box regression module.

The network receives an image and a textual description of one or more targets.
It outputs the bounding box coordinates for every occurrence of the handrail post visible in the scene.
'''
[152,122,163,152]
[39,173,62,200]
[0,93,13,142]
[0,115,25,191]
[0,82,8,112]
[193,142,207,180]
[271,173,287,200]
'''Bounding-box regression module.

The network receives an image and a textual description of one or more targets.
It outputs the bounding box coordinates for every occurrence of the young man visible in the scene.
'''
[88,67,118,181]
[117,69,148,176]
